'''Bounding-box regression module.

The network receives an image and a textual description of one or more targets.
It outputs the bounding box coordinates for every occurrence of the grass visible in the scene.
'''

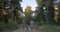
[43,25,60,32]
[0,22,21,32]
[35,25,60,32]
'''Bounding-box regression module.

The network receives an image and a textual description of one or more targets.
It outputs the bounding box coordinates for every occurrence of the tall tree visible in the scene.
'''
[36,0,55,25]
[25,6,32,25]
[10,0,22,23]
[0,0,22,23]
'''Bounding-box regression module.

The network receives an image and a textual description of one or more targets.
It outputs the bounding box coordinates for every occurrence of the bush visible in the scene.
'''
[0,22,20,32]
[43,25,59,32]
[0,22,5,31]
[5,22,20,30]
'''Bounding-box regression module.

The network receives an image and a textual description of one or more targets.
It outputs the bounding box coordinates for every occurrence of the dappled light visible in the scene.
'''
[0,0,60,32]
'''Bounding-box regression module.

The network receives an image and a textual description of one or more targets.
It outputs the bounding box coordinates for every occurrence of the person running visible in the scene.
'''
[22,20,26,31]
[29,20,35,31]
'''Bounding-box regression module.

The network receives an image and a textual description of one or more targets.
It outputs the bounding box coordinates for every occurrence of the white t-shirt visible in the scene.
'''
[30,20,34,26]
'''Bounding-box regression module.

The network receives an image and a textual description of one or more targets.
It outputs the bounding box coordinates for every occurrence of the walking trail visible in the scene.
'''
[13,26,44,32]
[2,26,44,32]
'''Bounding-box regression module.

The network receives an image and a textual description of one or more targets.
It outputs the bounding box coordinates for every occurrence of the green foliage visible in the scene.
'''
[25,6,32,24]
[43,25,60,32]
[0,0,22,31]
[0,22,5,31]
[5,23,20,30]
[36,0,57,25]
[36,0,42,5]
[0,0,22,23]
[0,22,20,31]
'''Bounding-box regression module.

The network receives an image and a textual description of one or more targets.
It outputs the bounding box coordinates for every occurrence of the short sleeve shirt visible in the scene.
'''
[30,20,34,26]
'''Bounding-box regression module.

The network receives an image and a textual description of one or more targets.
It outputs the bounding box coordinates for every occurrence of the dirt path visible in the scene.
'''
[13,26,44,32]
[2,26,44,32]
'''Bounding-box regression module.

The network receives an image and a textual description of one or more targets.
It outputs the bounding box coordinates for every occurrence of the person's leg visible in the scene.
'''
[30,26,34,32]
[22,25,25,31]
[26,25,29,32]
[22,25,24,30]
